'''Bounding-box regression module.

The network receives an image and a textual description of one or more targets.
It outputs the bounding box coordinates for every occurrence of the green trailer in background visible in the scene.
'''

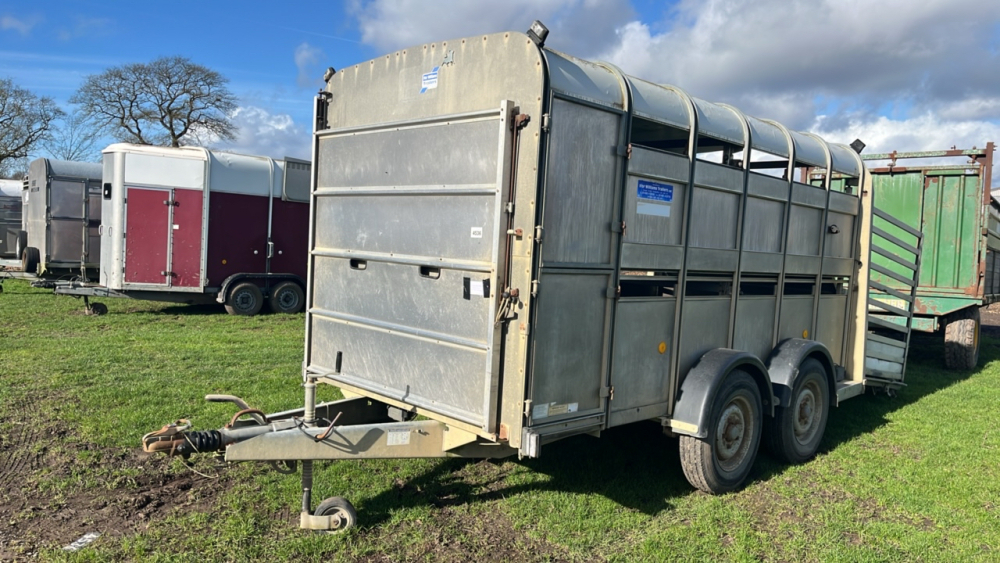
[814,145,996,370]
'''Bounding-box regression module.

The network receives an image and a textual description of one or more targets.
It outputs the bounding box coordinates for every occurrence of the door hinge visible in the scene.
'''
[534,225,543,242]
[606,286,620,299]
[523,399,533,417]
[600,386,614,400]
[531,279,540,297]
[163,199,177,206]
[161,271,173,277]
[616,144,632,159]
[611,221,626,235]
[505,201,514,214]
[541,113,551,133]
[267,241,274,259]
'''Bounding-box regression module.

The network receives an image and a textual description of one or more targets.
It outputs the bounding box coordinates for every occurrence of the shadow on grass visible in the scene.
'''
[349,332,997,527]
[155,304,228,316]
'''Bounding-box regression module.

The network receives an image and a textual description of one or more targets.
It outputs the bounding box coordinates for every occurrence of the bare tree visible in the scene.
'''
[71,57,238,147]
[42,110,103,162]
[0,77,63,172]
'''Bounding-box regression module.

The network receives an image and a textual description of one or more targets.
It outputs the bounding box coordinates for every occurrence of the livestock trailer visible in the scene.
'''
[54,144,311,315]
[142,24,923,532]
[17,158,102,278]
[810,146,996,370]
[0,178,22,262]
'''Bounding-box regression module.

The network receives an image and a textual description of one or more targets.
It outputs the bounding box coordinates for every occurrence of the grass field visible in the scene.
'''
[1,278,998,562]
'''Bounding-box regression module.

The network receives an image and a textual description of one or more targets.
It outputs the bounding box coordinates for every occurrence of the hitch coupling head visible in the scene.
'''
[141,419,224,457]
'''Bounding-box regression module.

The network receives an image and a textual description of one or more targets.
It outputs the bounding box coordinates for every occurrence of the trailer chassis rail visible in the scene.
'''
[141,381,515,532]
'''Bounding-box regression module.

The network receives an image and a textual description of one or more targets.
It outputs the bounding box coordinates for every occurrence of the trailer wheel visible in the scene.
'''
[679,369,762,494]
[21,246,39,275]
[269,281,304,314]
[765,358,829,464]
[944,307,980,370]
[314,496,357,533]
[224,282,264,316]
[15,231,27,258]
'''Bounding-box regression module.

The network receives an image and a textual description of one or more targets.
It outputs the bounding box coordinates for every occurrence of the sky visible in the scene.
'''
[2,0,1000,184]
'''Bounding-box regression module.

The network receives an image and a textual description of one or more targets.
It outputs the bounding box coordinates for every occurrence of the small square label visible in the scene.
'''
[471,227,483,238]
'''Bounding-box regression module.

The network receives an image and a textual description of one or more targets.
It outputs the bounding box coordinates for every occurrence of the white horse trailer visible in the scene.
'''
[53,144,311,315]
[142,24,923,532]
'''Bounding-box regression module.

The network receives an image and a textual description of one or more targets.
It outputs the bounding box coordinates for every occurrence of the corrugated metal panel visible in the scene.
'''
[629,77,691,129]
[544,50,624,109]
[747,117,789,158]
[789,130,827,167]
[692,97,745,146]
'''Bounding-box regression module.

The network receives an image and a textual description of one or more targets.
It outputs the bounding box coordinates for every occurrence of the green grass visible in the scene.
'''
[1,278,998,562]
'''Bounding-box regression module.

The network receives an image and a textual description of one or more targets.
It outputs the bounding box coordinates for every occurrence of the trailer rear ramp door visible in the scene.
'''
[864,204,923,386]
[308,103,516,434]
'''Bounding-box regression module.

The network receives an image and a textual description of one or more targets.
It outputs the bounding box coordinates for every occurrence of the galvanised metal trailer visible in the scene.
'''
[17,158,102,278]
[813,146,995,370]
[53,144,311,316]
[0,179,22,261]
[142,23,923,532]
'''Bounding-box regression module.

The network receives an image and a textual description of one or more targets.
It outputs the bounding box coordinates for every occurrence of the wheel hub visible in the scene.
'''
[717,404,746,463]
[792,382,821,444]
[235,292,255,309]
[279,292,298,308]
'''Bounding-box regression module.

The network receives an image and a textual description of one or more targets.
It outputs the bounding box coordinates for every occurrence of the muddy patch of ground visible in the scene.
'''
[0,396,229,560]
[358,502,577,563]
[980,302,1000,335]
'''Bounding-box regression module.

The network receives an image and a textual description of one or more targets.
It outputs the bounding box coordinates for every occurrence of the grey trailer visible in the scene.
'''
[0,179,22,262]
[18,158,102,278]
[142,24,923,532]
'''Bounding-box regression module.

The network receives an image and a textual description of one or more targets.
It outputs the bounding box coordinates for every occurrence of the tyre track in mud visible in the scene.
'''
[0,395,50,490]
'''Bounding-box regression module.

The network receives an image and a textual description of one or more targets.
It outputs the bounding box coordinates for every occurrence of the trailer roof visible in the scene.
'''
[0,178,21,197]
[542,45,863,177]
[32,158,102,180]
[103,143,209,161]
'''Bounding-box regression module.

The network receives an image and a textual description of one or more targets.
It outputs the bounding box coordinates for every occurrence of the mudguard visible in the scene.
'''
[670,348,774,439]
[766,339,836,408]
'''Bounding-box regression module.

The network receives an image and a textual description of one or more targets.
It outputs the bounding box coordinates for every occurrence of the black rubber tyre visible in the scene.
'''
[15,230,27,258]
[679,369,763,494]
[21,246,39,275]
[764,358,829,464]
[224,282,264,316]
[944,307,980,370]
[268,281,304,314]
[314,496,357,533]
[86,302,108,316]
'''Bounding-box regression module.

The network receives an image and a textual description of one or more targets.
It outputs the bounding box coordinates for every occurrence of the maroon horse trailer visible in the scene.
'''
[54,144,310,316]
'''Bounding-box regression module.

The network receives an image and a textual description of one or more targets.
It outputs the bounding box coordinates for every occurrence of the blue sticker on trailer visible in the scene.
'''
[420,67,439,93]
[637,180,673,217]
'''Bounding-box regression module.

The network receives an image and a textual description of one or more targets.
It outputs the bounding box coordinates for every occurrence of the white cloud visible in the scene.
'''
[294,42,325,89]
[56,16,111,41]
[1,15,39,36]
[195,106,309,161]
[816,113,1000,186]
[597,0,1000,129]
[348,0,634,56]
[343,0,1000,186]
